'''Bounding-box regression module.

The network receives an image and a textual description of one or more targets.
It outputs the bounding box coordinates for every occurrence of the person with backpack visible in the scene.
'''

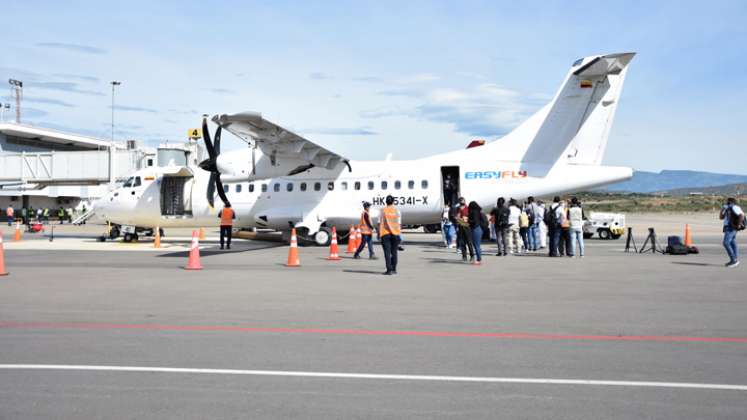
[526,196,540,251]
[558,200,571,257]
[519,205,530,252]
[568,197,586,258]
[545,196,562,257]
[455,198,475,263]
[468,201,485,265]
[720,197,745,268]
[491,198,510,256]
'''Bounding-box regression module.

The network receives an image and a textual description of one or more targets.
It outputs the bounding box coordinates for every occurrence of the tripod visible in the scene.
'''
[624,227,637,253]
[639,227,663,254]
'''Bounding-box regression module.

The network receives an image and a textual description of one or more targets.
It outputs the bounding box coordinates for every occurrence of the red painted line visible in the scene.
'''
[0,321,746,344]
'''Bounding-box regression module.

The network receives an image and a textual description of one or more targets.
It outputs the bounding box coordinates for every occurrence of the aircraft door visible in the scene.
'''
[160,175,194,217]
[440,166,460,207]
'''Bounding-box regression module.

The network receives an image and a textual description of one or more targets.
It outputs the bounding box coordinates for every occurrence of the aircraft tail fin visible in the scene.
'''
[497,53,635,168]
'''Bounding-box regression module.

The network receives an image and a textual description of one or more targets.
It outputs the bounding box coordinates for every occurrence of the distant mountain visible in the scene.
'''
[657,183,747,197]
[604,170,747,193]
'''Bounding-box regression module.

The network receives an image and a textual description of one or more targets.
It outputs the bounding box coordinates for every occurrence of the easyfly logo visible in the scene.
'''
[464,170,528,180]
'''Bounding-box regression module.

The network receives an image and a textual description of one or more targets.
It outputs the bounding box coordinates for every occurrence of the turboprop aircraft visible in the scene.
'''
[95,52,635,245]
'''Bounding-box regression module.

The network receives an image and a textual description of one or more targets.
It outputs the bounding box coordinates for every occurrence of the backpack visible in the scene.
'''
[666,236,689,255]
[498,207,510,228]
[727,207,746,231]
[544,204,558,227]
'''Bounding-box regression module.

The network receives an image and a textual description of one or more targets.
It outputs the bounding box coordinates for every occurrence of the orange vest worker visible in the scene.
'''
[220,207,235,226]
[359,210,373,235]
[379,206,401,237]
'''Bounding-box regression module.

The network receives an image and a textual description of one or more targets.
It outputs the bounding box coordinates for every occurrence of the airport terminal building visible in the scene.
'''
[0,123,156,212]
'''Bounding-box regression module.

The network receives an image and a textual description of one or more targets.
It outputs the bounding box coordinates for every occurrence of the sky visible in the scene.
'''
[1,0,746,174]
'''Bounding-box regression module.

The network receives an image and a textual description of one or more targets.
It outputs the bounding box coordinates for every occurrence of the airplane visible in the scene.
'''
[95,52,636,245]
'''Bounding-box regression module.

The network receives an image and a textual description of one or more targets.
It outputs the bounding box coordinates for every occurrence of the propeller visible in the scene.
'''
[198,118,231,208]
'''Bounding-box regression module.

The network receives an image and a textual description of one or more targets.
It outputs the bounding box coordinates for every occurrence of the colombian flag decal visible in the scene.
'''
[580,79,593,88]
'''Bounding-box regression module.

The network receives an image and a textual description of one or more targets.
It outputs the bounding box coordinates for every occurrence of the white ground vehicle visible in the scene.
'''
[583,212,625,240]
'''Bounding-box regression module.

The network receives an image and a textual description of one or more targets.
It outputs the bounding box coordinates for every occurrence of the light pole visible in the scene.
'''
[110,81,121,189]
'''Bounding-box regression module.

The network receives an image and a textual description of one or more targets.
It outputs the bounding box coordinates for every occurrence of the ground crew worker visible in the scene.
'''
[67,207,74,223]
[6,205,14,226]
[21,207,28,226]
[378,195,401,275]
[218,204,235,250]
[42,207,50,224]
[57,207,66,224]
[354,202,377,260]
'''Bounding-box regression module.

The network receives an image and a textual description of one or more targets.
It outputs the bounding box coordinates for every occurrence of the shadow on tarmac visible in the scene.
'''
[157,244,283,258]
[342,269,385,275]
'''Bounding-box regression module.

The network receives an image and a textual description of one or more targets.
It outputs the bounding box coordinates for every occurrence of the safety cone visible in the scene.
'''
[13,222,21,241]
[199,227,206,241]
[0,233,8,276]
[154,226,161,248]
[184,230,203,270]
[345,224,357,254]
[286,228,301,267]
[684,224,693,248]
[327,226,341,260]
[355,226,362,249]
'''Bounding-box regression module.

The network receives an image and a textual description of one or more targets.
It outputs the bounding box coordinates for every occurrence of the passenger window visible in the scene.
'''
[261,184,268,192]
[134,177,142,187]
[368,181,374,190]
[394,180,401,190]
[381,181,388,190]
[286,183,293,192]
[354,181,361,190]
[273,183,280,192]
[314,182,321,191]
[408,180,415,189]
[341,182,348,191]
[421,180,428,189]
[224,184,229,193]
[249,184,254,193]
[328,182,334,191]
[236,184,242,193]
[300,182,307,192]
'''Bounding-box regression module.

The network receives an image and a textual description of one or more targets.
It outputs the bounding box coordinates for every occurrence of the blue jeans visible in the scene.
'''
[528,223,539,250]
[355,234,374,257]
[571,228,584,256]
[549,226,561,256]
[723,228,739,263]
[7,216,13,226]
[471,226,483,261]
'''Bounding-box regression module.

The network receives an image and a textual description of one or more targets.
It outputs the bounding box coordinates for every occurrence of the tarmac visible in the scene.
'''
[0,213,745,419]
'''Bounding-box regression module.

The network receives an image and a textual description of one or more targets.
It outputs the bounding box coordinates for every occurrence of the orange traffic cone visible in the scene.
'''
[154,226,161,248]
[184,230,203,270]
[327,226,341,260]
[286,228,301,267]
[355,226,362,249]
[199,227,206,241]
[684,224,693,247]
[345,224,356,254]
[0,233,8,276]
[13,222,21,241]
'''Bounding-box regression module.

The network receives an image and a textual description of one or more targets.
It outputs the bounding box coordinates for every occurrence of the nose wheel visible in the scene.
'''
[312,227,332,247]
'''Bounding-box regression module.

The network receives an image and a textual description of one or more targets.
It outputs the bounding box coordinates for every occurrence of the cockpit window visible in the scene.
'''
[122,177,134,188]
[133,177,142,187]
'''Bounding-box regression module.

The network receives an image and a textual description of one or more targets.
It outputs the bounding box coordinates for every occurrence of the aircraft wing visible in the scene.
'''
[212,112,349,170]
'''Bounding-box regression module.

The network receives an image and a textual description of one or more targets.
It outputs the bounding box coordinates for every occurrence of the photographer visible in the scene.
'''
[719,197,745,268]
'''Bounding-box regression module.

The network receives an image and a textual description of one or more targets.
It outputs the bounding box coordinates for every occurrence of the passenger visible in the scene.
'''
[378,195,402,275]
[720,197,744,268]
[67,207,74,223]
[507,199,523,254]
[537,201,547,249]
[456,197,475,262]
[20,207,28,226]
[35,208,42,224]
[547,196,562,257]
[568,197,585,258]
[526,196,540,251]
[6,205,14,226]
[558,200,571,257]
[468,201,484,265]
[448,204,461,252]
[442,204,455,248]
[218,203,235,250]
[519,205,530,252]
[491,198,509,256]
[354,202,377,260]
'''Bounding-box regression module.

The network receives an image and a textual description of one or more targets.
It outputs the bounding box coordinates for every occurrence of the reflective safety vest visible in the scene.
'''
[379,206,401,237]
[359,211,372,235]
[220,208,235,226]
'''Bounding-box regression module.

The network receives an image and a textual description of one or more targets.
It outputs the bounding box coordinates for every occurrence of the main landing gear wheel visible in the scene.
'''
[123,232,139,243]
[109,226,120,240]
[313,227,332,247]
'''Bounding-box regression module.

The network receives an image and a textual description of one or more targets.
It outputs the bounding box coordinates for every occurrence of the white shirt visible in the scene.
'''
[554,203,566,225]
[508,205,521,226]
[569,206,584,229]
[724,204,743,226]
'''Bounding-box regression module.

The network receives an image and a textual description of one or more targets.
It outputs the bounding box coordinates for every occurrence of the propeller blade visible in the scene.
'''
[215,175,231,208]
[202,118,216,159]
[206,172,216,208]
[214,126,222,155]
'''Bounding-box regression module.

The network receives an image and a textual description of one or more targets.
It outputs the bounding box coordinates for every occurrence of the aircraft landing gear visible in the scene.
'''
[312,227,332,247]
